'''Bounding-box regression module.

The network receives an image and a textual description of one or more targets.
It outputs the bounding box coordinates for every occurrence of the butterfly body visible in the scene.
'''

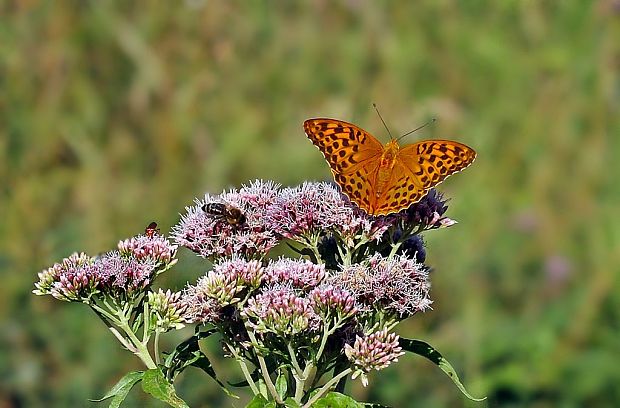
[376,140,400,197]
[304,118,476,216]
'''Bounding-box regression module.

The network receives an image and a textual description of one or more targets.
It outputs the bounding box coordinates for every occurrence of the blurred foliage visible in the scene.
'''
[1,1,619,407]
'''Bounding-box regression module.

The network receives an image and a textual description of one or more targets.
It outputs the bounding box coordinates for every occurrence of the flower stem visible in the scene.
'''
[154,330,161,365]
[226,342,261,396]
[93,297,157,369]
[247,330,283,404]
[118,317,157,369]
[288,341,308,400]
[302,368,352,408]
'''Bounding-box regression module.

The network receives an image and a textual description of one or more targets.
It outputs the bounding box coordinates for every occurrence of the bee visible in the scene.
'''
[202,202,246,226]
[144,221,160,238]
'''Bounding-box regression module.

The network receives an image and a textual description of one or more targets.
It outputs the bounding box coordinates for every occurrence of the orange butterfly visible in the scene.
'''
[304,118,476,216]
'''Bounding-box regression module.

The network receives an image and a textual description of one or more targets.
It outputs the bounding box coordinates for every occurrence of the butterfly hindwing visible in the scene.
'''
[373,161,427,215]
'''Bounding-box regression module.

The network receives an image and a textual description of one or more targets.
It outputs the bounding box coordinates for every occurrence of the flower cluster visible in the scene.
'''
[35,178,471,406]
[345,328,405,386]
[118,233,177,263]
[267,182,350,241]
[243,284,321,336]
[171,181,447,386]
[34,233,178,302]
[309,284,357,319]
[333,254,432,317]
[34,252,96,301]
[172,182,454,273]
[193,258,263,306]
[148,289,187,333]
[263,257,325,289]
[171,180,280,260]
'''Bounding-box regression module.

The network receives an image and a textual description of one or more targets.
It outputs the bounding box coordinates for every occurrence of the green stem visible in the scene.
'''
[316,317,340,363]
[93,298,156,369]
[226,342,260,396]
[142,300,150,343]
[247,331,283,404]
[154,330,161,365]
[90,303,122,327]
[117,312,157,369]
[288,343,308,403]
[287,343,304,377]
[301,368,352,408]
[388,241,403,258]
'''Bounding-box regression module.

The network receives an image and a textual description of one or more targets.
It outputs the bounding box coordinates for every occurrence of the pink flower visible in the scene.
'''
[172,180,280,260]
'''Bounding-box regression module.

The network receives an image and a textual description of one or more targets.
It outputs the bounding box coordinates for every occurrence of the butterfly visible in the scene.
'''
[202,202,246,226]
[304,118,476,216]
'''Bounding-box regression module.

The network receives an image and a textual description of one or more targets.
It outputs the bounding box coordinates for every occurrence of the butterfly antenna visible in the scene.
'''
[396,118,437,142]
[373,103,393,140]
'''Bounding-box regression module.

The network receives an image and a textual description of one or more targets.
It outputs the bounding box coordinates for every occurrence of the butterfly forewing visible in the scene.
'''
[303,119,383,175]
[397,140,477,189]
[304,118,385,212]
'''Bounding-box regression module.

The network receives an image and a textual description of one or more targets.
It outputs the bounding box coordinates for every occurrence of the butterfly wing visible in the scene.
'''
[372,160,429,215]
[304,118,384,213]
[372,140,475,215]
[397,140,477,190]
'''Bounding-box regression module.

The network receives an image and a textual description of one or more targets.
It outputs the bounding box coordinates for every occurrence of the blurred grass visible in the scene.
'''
[1,1,619,407]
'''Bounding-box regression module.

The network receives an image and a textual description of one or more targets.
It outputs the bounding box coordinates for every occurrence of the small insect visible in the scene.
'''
[202,202,246,226]
[145,221,160,237]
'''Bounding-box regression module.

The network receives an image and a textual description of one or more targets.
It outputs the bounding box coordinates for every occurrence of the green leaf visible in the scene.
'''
[163,327,237,398]
[275,370,287,399]
[89,371,144,406]
[246,394,269,407]
[399,338,486,402]
[164,327,217,375]
[283,397,301,407]
[312,392,364,407]
[141,368,190,408]
[189,351,238,398]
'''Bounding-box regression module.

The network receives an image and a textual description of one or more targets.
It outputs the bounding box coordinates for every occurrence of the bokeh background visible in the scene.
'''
[1,1,619,407]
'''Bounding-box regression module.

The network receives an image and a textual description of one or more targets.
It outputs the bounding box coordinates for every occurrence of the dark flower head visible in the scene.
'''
[380,233,426,263]
[34,252,98,302]
[399,189,451,229]
[263,258,325,289]
[345,328,405,386]
[332,254,432,317]
[317,235,340,270]
[242,284,320,337]
[400,234,426,262]
[171,180,280,260]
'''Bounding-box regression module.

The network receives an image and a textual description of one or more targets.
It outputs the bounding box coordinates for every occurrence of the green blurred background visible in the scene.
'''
[1,1,619,407]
